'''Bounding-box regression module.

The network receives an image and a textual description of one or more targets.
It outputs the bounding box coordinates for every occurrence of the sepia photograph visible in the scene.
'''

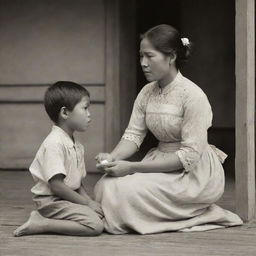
[0,0,255,255]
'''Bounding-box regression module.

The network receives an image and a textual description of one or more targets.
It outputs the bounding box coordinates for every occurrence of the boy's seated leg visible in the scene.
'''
[14,201,104,237]
[38,200,104,234]
[14,208,104,237]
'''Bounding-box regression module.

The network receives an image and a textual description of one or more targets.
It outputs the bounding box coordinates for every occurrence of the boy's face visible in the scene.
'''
[67,96,91,132]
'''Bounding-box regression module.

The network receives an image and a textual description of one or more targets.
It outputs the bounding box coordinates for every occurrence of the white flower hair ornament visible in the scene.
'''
[181,37,190,46]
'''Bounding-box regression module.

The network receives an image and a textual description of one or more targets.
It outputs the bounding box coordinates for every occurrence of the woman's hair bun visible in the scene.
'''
[179,37,193,63]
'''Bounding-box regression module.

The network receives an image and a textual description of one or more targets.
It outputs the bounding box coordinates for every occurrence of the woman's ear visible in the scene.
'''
[169,51,177,65]
[60,106,69,120]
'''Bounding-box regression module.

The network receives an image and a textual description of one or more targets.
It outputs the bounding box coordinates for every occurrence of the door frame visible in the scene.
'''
[235,0,255,221]
[104,0,137,151]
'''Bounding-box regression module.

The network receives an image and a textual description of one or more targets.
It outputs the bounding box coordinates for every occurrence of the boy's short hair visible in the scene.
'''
[44,81,90,123]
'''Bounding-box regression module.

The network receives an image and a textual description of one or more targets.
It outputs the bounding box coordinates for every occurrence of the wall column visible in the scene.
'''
[235,0,255,221]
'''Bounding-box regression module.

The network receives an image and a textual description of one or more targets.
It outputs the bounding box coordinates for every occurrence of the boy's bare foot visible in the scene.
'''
[13,211,47,237]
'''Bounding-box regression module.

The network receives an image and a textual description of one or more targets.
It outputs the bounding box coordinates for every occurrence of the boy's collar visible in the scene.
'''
[52,125,78,148]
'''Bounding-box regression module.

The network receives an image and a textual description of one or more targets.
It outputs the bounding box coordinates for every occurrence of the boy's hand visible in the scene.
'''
[88,200,104,219]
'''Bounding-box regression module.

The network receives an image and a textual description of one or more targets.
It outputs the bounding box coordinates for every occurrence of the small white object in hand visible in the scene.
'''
[101,160,109,165]
[181,37,190,46]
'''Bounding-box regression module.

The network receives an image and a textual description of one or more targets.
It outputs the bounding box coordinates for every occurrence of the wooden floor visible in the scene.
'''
[0,171,255,256]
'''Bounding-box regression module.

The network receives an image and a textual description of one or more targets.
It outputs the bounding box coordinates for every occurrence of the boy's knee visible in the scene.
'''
[79,216,103,236]
[78,206,104,235]
[91,217,104,235]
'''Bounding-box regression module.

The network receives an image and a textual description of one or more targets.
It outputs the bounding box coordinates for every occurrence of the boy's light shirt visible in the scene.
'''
[30,125,86,196]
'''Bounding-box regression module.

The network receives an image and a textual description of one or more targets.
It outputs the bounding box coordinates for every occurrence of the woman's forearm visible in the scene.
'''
[131,153,183,173]
[111,139,138,160]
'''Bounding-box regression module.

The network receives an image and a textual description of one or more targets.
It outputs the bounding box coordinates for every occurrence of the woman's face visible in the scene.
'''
[140,38,171,83]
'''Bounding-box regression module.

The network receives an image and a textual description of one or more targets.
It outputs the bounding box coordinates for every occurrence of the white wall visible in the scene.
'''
[0,0,105,84]
[0,0,106,172]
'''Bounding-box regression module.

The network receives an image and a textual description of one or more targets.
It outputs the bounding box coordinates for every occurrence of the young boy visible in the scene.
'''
[14,81,104,236]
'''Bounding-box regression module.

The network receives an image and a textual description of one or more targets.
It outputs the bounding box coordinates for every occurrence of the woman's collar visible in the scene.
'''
[156,71,183,95]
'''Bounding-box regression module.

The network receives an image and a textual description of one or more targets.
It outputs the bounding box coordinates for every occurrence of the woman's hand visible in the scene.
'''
[103,160,135,177]
[95,153,115,172]
[88,200,104,219]
[95,153,114,163]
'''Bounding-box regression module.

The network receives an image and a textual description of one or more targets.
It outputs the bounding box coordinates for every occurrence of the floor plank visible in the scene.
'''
[0,171,255,256]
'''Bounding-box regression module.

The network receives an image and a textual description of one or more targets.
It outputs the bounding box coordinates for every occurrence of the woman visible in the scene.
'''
[94,24,242,234]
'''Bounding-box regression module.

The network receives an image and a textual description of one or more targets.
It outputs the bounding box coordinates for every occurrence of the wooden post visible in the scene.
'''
[119,0,137,134]
[104,0,137,151]
[235,0,255,221]
[105,0,121,151]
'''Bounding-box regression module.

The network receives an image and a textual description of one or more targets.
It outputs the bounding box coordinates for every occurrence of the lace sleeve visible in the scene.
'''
[175,92,212,172]
[121,83,154,148]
